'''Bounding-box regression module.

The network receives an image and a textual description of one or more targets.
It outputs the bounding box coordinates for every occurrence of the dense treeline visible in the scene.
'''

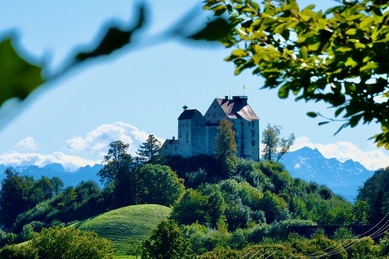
[0,136,388,257]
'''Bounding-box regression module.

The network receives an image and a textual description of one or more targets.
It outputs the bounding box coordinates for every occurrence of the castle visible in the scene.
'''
[160,96,260,161]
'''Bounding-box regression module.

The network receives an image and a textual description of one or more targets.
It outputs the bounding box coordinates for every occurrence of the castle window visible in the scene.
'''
[186,131,188,143]
[251,140,256,146]
[179,131,182,138]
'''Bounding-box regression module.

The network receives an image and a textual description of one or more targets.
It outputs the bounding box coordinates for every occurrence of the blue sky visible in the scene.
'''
[0,0,388,171]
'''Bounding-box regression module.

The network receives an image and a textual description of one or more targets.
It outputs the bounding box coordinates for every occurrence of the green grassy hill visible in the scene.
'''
[74,204,171,255]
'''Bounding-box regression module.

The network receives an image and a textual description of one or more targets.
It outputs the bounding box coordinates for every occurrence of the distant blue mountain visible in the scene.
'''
[0,147,373,201]
[0,163,103,187]
[281,147,373,202]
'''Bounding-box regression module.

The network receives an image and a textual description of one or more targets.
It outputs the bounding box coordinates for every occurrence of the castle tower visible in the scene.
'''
[160,96,260,161]
[177,107,205,157]
[204,96,260,160]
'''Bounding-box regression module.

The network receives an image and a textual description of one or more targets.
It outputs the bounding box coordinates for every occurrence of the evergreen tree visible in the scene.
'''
[215,119,238,177]
[136,134,161,163]
[98,140,137,207]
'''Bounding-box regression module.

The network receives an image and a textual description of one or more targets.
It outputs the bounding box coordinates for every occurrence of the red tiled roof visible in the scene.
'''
[216,97,259,121]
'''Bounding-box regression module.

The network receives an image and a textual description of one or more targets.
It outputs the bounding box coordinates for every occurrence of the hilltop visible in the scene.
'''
[75,204,171,255]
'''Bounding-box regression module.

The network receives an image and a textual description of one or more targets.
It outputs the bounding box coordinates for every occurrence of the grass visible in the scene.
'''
[74,204,171,256]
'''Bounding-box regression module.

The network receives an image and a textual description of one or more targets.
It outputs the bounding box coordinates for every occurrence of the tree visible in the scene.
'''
[136,134,161,163]
[98,140,137,207]
[215,119,238,176]
[171,186,225,228]
[261,124,295,162]
[51,177,64,196]
[141,220,194,259]
[0,168,29,230]
[32,176,55,202]
[30,226,114,259]
[356,167,389,223]
[137,164,184,206]
[204,0,389,148]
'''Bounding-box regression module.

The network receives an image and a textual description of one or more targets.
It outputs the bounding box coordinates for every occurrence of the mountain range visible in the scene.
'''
[281,147,373,202]
[0,163,103,188]
[0,147,374,202]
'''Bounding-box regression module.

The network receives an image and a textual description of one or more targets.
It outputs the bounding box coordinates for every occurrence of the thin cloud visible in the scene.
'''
[291,137,389,171]
[15,136,38,151]
[66,122,155,157]
[0,151,99,171]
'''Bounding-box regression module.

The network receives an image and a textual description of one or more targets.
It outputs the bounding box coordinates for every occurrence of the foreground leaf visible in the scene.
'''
[187,18,232,41]
[0,38,44,107]
[76,2,146,62]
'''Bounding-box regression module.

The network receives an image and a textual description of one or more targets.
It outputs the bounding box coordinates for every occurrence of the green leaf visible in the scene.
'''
[300,46,308,59]
[318,121,330,126]
[307,111,318,118]
[360,62,378,72]
[345,28,357,35]
[250,1,260,10]
[305,4,316,10]
[334,107,345,117]
[359,16,374,29]
[308,42,321,51]
[334,123,347,136]
[278,85,289,98]
[234,65,244,75]
[299,13,311,22]
[0,38,44,107]
[346,13,364,21]
[354,42,366,49]
[231,49,248,57]
[211,4,227,16]
[349,114,363,127]
[187,18,231,41]
[345,57,357,67]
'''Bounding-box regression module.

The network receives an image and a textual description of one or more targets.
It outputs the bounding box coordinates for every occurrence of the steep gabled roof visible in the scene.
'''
[216,96,259,121]
[178,109,202,120]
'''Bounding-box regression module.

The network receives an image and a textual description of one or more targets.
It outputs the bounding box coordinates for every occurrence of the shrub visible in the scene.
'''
[30,226,114,259]
[142,220,194,259]
[0,244,38,259]
[198,247,242,259]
